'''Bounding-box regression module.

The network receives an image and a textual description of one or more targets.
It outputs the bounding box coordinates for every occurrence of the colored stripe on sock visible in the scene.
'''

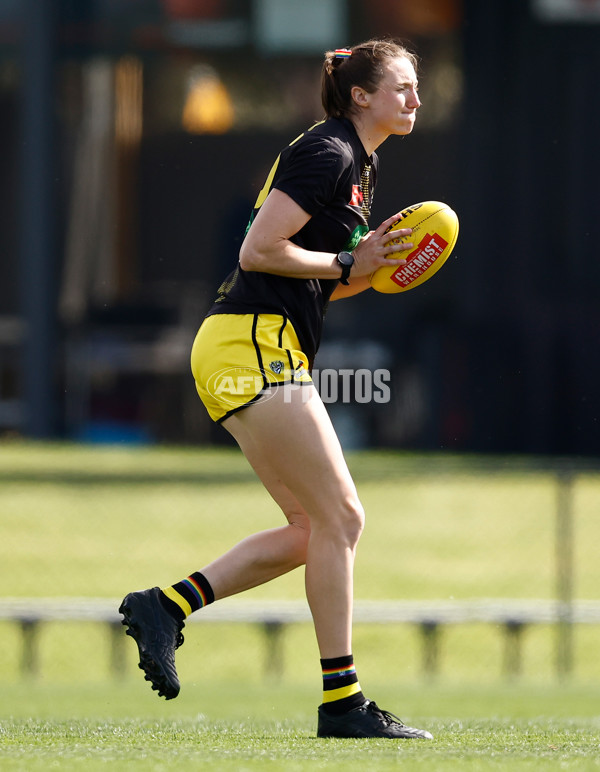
[322,664,357,679]
[182,575,208,607]
[322,681,362,703]
[162,586,192,618]
[161,572,214,620]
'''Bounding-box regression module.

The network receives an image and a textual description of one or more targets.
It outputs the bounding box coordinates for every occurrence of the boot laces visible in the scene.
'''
[366,701,406,728]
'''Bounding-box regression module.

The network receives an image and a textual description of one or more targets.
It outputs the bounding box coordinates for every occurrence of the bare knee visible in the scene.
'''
[340,498,365,546]
[313,497,365,549]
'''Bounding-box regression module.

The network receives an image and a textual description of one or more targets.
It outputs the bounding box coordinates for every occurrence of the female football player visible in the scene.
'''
[121,38,432,740]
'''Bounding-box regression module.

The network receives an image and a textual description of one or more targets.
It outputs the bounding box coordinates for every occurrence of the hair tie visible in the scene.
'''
[334,48,352,60]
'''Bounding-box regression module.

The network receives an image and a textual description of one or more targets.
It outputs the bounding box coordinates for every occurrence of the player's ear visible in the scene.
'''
[350,85,370,109]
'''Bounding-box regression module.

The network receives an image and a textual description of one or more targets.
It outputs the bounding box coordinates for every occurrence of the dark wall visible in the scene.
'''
[455,0,600,454]
[0,89,18,315]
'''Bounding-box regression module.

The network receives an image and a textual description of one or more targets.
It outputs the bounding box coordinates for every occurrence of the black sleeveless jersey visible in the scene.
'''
[207,117,378,367]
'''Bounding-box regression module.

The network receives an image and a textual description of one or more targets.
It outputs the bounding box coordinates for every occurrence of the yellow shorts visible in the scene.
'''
[191,313,313,422]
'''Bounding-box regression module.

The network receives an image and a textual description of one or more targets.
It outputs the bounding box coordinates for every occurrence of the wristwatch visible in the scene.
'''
[335,251,355,285]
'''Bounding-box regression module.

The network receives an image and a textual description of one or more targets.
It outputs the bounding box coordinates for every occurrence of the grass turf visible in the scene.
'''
[2,682,600,770]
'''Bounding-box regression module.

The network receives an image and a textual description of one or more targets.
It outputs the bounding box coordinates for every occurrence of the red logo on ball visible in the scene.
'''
[391,233,449,287]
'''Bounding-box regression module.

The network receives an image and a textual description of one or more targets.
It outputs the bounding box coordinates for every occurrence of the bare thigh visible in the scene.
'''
[223,384,362,529]
[224,414,311,531]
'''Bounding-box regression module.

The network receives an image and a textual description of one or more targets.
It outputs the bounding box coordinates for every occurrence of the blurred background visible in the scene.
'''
[1,0,599,453]
[1,0,600,697]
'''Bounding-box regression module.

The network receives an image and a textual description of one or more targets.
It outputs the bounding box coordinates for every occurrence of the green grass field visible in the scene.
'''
[1,441,600,769]
[2,681,600,770]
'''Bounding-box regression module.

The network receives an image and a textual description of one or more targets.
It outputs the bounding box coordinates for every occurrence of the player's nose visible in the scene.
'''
[408,88,421,109]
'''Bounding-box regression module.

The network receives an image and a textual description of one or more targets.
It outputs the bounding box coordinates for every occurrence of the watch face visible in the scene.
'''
[338,252,354,266]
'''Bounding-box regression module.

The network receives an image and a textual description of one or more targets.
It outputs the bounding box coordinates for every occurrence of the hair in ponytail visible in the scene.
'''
[321,39,418,120]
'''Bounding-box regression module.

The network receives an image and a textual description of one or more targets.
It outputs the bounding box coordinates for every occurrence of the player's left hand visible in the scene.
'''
[350,212,413,277]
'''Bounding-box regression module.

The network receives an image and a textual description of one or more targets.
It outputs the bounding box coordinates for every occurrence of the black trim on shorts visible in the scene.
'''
[216,392,266,425]
[251,313,269,390]
[276,316,298,383]
[286,349,295,381]
[277,317,287,348]
[277,317,296,383]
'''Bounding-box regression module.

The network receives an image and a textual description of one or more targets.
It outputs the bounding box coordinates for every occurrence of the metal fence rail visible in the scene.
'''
[3,597,600,681]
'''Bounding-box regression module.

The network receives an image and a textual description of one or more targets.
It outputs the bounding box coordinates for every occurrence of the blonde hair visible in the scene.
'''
[321,39,418,119]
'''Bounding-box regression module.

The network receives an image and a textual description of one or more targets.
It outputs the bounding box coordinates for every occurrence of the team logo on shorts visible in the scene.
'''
[269,360,285,375]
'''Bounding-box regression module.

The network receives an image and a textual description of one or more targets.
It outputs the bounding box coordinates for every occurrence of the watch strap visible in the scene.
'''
[336,252,354,285]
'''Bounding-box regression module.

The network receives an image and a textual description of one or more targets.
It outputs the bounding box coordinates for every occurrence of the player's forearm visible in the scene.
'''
[239,239,343,280]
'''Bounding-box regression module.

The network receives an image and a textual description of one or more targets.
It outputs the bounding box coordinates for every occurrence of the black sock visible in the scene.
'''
[159,571,215,621]
[320,654,365,715]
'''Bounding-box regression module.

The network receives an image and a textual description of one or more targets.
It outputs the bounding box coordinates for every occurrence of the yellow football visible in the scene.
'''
[369,201,459,293]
